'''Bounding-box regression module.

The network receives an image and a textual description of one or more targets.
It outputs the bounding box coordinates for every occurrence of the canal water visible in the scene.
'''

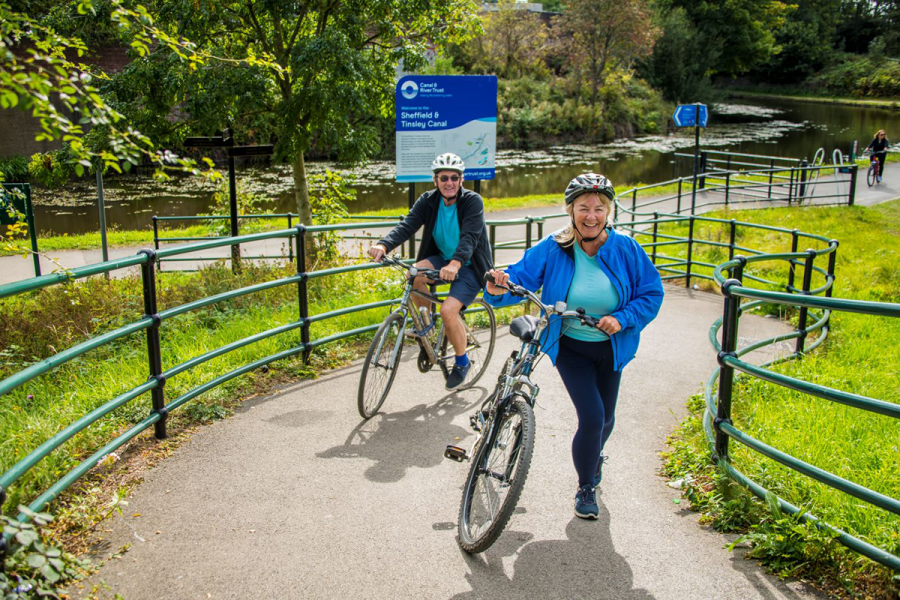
[26,96,900,235]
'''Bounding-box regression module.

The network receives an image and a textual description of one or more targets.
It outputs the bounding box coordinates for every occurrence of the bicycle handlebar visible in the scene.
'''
[484,271,601,329]
[380,254,457,284]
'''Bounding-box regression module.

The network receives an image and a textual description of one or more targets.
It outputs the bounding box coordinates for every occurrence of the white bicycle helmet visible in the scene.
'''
[564,173,615,204]
[431,153,465,174]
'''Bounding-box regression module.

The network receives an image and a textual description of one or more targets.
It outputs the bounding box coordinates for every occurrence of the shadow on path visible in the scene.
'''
[315,384,492,483]
[451,506,654,600]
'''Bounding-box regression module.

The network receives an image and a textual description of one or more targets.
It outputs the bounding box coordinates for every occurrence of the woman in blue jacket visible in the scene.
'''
[484,173,664,520]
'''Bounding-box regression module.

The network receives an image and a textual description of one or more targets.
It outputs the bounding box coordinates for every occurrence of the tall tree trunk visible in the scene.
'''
[291,150,315,258]
[292,150,312,225]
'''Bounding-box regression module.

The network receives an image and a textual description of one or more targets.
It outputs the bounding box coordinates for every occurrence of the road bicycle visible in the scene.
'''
[866,150,886,187]
[444,273,601,553]
[357,254,497,419]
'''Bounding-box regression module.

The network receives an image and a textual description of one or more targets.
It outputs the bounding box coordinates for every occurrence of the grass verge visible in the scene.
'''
[654,200,900,596]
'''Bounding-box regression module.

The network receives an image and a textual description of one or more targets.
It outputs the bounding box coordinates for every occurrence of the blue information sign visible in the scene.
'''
[396,75,498,182]
[672,104,709,128]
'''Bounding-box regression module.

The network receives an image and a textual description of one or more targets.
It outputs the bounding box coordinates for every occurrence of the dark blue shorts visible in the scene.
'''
[422,255,483,307]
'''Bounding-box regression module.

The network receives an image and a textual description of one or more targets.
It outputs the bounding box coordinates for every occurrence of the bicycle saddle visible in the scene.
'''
[510,315,539,342]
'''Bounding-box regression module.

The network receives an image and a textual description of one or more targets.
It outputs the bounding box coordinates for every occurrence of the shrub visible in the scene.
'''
[0,155,29,183]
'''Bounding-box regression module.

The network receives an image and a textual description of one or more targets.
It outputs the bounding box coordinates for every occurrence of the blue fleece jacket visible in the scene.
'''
[483,227,664,370]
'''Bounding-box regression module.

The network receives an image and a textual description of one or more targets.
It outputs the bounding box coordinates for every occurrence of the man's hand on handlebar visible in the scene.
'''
[440,260,462,283]
[367,244,387,262]
[484,269,510,296]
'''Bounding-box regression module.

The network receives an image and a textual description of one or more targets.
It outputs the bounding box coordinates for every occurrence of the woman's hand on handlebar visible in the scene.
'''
[596,315,621,335]
[484,269,510,296]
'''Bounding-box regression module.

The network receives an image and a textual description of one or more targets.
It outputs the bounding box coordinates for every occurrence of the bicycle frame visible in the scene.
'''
[377,255,453,371]
[459,283,594,462]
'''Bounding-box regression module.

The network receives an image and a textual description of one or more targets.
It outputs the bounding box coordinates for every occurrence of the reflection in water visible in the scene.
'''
[26,97,900,235]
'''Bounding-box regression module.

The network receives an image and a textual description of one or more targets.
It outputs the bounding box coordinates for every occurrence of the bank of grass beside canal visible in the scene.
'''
[660,200,900,596]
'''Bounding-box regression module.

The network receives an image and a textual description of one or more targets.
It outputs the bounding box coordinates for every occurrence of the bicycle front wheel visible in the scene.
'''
[457,398,535,554]
[868,164,877,187]
[357,311,405,419]
[441,298,496,390]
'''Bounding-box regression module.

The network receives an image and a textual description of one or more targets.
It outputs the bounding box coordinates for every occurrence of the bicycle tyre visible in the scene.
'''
[439,298,497,390]
[457,398,535,554]
[867,164,876,187]
[357,311,405,419]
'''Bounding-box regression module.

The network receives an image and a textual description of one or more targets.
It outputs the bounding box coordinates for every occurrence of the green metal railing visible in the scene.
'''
[0,213,548,562]
[612,169,900,571]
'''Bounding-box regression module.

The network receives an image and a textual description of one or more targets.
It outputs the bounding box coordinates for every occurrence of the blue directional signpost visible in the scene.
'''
[672,103,709,213]
[396,75,498,206]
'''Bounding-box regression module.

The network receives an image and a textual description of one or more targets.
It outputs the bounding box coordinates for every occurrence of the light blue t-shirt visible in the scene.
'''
[564,243,621,342]
[433,200,461,261]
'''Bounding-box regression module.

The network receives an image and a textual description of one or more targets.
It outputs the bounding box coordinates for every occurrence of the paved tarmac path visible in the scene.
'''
[76,286,823,599]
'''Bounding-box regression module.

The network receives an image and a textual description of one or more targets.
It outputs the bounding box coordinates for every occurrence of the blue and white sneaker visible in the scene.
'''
[574,484,599,519]
[445,362,471,390]
[592,455,609,488]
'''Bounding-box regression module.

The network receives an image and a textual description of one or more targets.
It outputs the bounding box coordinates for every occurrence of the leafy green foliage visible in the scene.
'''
[809,53,900,97]
[27,149,76,189]
[1,507,90,597]
[0,156,29,184]
[308,170,352,265]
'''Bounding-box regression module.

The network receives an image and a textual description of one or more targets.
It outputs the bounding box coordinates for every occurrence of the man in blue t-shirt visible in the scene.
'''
[368,153,493,390]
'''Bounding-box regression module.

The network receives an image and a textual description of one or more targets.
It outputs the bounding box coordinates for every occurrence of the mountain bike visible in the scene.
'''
[357,254,497,419]
[444,273,602,553]
[867,150,886,187]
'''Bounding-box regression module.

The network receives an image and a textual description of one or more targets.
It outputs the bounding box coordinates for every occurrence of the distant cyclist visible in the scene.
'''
[866,129,890,183]
[367,153,493,390]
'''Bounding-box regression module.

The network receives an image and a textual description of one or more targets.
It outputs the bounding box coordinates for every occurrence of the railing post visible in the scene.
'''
[725,172,731,206]
[825,240,839,299]
[152,216,161,272]
[677,178,683,214]
[537,219,543,240]
[489,224,496,264]
[798,159,808,199]
[768,159,775,199]
[525,217,533,249]
[287,214,294,263]
[788,167,795,205]
[796,249,816,355]
[715,257,746,462]
[699,152,708,189]
[685,216,695,288]
[728,219,737,273]
[631,189,637,226]
[787,229,799,291]
[138,249,167,440]
[651,212,659,265]
[848,164,858,206]
[295,225,310,363]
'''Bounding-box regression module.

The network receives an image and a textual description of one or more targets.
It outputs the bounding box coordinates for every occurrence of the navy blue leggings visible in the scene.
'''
[555,335,622,487]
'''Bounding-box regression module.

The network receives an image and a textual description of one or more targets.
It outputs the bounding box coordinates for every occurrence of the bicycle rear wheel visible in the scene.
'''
[868,164,877,187]
[357,311,405,419]
[440,298,497,390]
[457,398,535,554]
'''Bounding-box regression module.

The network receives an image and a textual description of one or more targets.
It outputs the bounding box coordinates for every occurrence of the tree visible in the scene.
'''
[107,0,479,227]
[556,0,659,106]
[638,6,712,103]
[475,0,549,78]
[759,0,840,82]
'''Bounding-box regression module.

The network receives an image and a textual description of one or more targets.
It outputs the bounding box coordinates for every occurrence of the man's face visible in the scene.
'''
[434,170,462,200]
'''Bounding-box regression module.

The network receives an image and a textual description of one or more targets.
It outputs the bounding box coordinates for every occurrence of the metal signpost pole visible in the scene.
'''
[691,103,700,215]
[96,168,109,276]
[24,187,40,277]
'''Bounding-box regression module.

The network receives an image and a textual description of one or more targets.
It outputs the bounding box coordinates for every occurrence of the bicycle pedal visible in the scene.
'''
[444,445,468,462]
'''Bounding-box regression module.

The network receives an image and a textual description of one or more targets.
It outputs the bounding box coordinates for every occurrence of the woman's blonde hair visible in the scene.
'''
[554,193,612,248]
[876,129,886,137]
